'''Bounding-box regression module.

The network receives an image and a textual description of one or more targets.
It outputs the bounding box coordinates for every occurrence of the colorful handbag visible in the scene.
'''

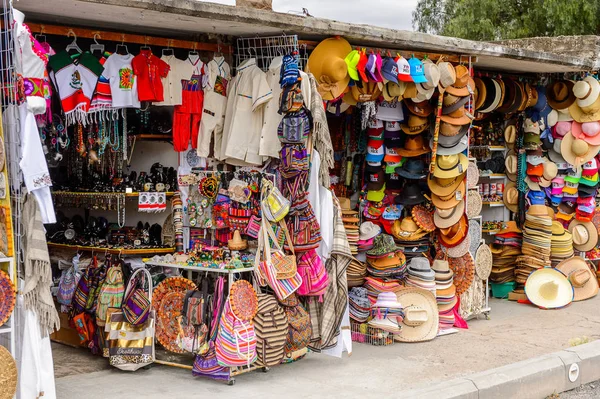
[215,300,257,367]
[96,263,125,327]
[277,108,312,144]
[296,249,329,297]
[122,268,152,326]
[192,341,230,381]
[106,310,155,371]
[57,265,79,306]
[245,215,262,239]
[279,294,312,355]
[261,178,290,223]
[286,203,321,252]
[263,218,297,280]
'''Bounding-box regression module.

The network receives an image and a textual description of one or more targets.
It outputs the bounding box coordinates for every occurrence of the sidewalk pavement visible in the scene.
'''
[53,295,600,398]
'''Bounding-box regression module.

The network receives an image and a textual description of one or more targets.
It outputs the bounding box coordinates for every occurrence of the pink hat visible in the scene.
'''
[553,121,572,138]
[551,176,565,195]
[572,121,600,145]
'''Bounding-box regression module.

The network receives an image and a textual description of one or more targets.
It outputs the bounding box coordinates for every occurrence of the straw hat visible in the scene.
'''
[479,78,502,113]
[433,154,469,178]
[505,151,518,175]
[373,292,403,309]
[394,287,439,342]
[434,200,466,229]
[427,173,466,197]
[307,37,352,100]
[568,219,598,252]
[228,230,248,251]
[431,180,465,209]
[547,80,576,110]
[525,268,574,309]
[437,62,456,93]
[503,182,519,213]
[416,59,440,100]
[573,76,600,108]
[561,132,600,167]
[339,197,358,215]
[473,77,486,110]
[438,214,469,247]
[467,162,479,189]
[446,65,473,97]
[382,81,406,102]
[475,244,493,280]
[571,121,600,145]
[498,221,522,235]
[360,221,381,241]
[466,190,482,219]
[391,217,429,241]
[555,256,599,301]
[0,345,17,399]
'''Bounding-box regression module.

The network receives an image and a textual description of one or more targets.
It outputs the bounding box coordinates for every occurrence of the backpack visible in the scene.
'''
[279,55,300,88]
[215,300,257,367]
[285,203,322,252]
[279,294,312,355]
[277,108,312,144]
[278,82,303,114]
[57,264,79,306]
[71,265,92,317]
[254,294,288,367]
[296,249,329,298]
[279,144,309,180]
[96,263,125,327]
[85,257,107,315]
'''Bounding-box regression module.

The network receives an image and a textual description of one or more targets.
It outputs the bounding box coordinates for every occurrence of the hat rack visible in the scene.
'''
[15,21,232,54]
[235,34,306,72]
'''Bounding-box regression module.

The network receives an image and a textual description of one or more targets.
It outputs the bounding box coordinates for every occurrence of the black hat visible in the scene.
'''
[396,159,427,180]
[366,164,385,191]
[386,173,403,191]
[394,182,426,205]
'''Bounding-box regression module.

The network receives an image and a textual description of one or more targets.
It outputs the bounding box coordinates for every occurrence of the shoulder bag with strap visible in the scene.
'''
[122,268,153,326]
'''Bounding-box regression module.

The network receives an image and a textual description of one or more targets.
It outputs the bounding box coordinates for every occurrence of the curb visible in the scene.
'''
[403,340,600,399]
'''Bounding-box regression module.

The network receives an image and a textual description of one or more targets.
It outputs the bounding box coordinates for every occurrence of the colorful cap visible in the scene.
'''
[345,50,361,81]
[396,56,413,82]
[408,57,427,84]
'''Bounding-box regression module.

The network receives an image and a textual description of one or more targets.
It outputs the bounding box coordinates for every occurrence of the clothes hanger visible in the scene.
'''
[140,36,151,51]
[188,43,200,59]
[90,33,104,54]
[65,29,82,54]
[115,34,129,55]
[162,39,174,57]
[213,42,223,58]
[34,25,46,44]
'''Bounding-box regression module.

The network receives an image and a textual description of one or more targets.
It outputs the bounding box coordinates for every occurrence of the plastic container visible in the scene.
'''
[491,281,517,299]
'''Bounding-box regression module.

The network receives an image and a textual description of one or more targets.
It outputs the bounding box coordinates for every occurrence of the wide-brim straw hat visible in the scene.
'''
[561,131,600,167]
[431,180,466,210]
[503,182,519,213]
[433,154,469,179]
[0,345,17,399]
[427,173,466,197]
[568,219,599,252]
[228,230,248,251]
[475,244,493,280]
[434,200,466,229]
[525,268,574,309]
[394,287,439,343]
[466,190,482,219]
[308,37,352,100]
[555,256,599,301]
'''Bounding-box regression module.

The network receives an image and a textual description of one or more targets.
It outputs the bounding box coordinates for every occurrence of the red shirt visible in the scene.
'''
[132,50,170,102]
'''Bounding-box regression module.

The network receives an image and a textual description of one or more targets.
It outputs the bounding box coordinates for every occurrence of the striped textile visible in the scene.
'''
[96,265,125,327]
[254,294,288,367]
[192,342,230,381]
[215,301,257,367]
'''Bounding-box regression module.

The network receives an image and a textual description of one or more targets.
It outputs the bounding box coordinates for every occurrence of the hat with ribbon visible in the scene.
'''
[390,217,429,241]
[395,134,431,157]
[308,37,353,100]
[440,95,474,126]
[561,131,600,167]
[570,77,600,123]
[405,99,434,117]
[416,59,440,100]
[366,234,400,256]
[568,219,598,252]
[433,154,469,178]
[438,214,469,248]
[394,182,426,205]
[437,62,456,93]
[427,173,466,197]
[360,221,381,241]
[547,80,576,110]
[431,134,469,156]
[431,180,465,210]
[440,122,469,138]
[401,114,430,135]
[478,78,503,113]
[572,121,600,145]
[446,65,474,97]
[555,256,599,301]
[396,158,427,179]
[434,200,466,229]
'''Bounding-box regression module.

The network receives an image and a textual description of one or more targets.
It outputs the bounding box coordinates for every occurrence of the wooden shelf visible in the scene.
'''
[47,243,175,255]
[52,191,176,198]
[135,134,172,141]
[479,174,507,179]
[482,202,504,207]
[482,229,500,235]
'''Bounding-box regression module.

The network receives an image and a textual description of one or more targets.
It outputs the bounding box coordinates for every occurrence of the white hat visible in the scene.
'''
[359,221,381,241]
[573,76,600,108]
[525,268,574,309]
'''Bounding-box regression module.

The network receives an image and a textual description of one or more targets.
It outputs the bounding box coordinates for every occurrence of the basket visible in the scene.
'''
[350,322,394,346]
[490,282,517,299]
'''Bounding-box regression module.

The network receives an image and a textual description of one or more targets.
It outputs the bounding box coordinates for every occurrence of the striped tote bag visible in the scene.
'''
[215,301,257,367]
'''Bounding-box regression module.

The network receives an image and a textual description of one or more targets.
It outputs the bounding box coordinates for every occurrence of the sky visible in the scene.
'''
[199,0,418,31]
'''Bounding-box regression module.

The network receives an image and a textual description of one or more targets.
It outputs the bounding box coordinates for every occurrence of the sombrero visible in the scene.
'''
[0,345,17,399]
[475,244,493,280]
[230,280,258,321]
[228,230,248,251]
[525,268,574,309]
[466,190,482,219]
[0,270,15,328]
[394,287,439,343]
[467,162,479,189]
[308,37,352,100]
[555,256,599,301]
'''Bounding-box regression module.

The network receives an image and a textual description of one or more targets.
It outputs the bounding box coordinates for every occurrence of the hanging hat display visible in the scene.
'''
[308,37,353,100]
[547,80,576,110]
[433,154,468,178]
[561,132,600,167]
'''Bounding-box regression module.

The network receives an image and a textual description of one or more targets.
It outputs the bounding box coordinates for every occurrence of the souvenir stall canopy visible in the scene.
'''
[3,0,600,396]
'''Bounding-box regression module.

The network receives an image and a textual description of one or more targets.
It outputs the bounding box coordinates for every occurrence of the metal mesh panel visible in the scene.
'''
[235,35,307,72]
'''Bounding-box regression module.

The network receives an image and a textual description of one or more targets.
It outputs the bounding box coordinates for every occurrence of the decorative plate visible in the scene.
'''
[229,280,257,321]
[152,277,197,312]
[186,149,202,168]
[0,269,16,328]
[448,253,475,296]
[157,291,186,353]
[412,205,435,232]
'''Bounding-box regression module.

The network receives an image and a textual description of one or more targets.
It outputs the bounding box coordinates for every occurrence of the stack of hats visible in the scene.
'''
[368,292,404,333]
[363,276,402,305]
[388,216,430,252]
[514,255,546,288]
[347,257,367,288]
[366,235,407,279]
[358,221,380,252]
[490,221,522,284]
[404,257,436,296]
[349,287,371,323]
[549,220,574,266]
[339,197,360,255]
[432,259,457,330]
[521,205,552,267]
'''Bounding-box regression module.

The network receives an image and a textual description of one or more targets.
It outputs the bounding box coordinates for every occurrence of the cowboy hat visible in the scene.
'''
[401,114,430,135]
[431,180,465,210]
[427,173,466,197]
[547,80,576,110]
[431,134,468,156]
[359,221,381,241]
[446,65,474,97]
[416,59,440,100]
[437,62,456,93]
[473,77,486,110]
[433,154,468,178]
[568,219,599,252]
[440,95,474,126]
[405,99,433,117]
[339,197,358,215]
[308,37,352,100]
[555,256,599,301]
[525,268,574,309]
[503,182,518,213]
[434,200,466,229]
[438,214,469,247]
[561,132,600,167]
[394,287,439,342]
[395,134,430,157]
[391,217,429,241]
[382,81,406,102]
[440,122,469,138]
[479,78,502,113]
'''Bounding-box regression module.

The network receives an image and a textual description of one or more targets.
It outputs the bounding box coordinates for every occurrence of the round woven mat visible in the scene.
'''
[0,344,17,399]
[157,291,186,353]
[466,190,482,219]
[229,280,258,321]
[475,244,493,280]
[467,162,479,189]
[0,270,15,328]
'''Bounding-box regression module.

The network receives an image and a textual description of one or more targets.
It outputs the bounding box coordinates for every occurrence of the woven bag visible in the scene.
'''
[122,268,153,326]
[96,263,125,327]
[279,294,311,355]
[57,265,79,306]
[261,178,290,223]
[277,108,311,144]
[254,294,288,367]
[215,300,257,367]
[296,249,329,297]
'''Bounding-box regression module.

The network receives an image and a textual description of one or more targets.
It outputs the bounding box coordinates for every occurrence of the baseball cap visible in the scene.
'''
[384,147,402,163]
[382,204,402,220]
[562,180,579,195]
[367,184,386,203]
[386,173,403,190]
[381,57,399,84]
[396,56,413,82]
[366,165,385,191]
[377,99,405,122]
[582,158,598,177]
[345,50,361,81]
[565,167,582,183]
[357,52,369,82]
[527,190,546,205]
[523,118,541,134]
[368,127,384,139]
[385,159,403,174]
[366,145,385,163]
[526,163,544,177]
[526,149,546,166]
[408,57,427,84]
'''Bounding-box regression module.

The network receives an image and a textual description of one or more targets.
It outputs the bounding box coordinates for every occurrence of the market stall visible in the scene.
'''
[1,0,600,397]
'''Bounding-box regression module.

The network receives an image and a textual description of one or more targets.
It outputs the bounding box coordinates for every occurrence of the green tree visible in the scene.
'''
[412,0,600,41]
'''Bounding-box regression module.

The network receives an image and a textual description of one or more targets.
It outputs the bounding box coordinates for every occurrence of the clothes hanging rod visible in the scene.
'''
[21,22,233,54]
[297,40,475,64]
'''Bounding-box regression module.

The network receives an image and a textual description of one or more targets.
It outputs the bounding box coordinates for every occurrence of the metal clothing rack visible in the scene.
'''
[235,34,307,72]
[144,261,261,385]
